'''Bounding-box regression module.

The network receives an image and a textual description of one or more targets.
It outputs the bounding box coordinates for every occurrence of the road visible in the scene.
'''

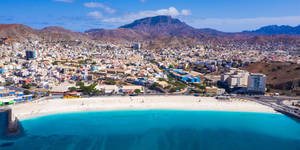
[237,95,300,119]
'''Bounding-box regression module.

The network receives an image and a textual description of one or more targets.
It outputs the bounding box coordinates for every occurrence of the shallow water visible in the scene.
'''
[1,110,300,150]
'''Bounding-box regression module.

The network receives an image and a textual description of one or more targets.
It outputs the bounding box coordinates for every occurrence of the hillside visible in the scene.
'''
[39,26,87,41]
[85,28,149,41]
[0,24,88,42]
[146,36,201,49]
[0,24,40,41]
[242,62,300,96]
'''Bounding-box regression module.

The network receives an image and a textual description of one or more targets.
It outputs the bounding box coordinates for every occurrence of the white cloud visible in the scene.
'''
[181,9,191,16]
[84,2,116,14]
[87,11,103,19]
[187,16,300,32]
[53,0,74,3]
[102,7,191,23]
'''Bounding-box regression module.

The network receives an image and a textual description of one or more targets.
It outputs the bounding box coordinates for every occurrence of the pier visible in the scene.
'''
[0,108,21,138]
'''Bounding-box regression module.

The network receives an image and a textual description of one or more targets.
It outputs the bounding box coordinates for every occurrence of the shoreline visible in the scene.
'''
[10,96,279,120]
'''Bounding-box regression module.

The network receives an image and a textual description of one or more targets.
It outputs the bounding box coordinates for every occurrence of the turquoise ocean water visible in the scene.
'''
[1,110,300,150]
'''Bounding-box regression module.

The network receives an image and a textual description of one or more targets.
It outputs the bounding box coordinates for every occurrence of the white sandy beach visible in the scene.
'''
[11,96,277,120]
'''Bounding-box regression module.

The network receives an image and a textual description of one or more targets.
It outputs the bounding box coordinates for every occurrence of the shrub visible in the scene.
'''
[68,87,77,92]
[23,90,31,95]
[22,83,32,89]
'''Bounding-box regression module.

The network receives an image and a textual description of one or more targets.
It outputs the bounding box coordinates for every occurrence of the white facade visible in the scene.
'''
[96,85,119,94]
[221,68,249,88]
[247,73,267,94]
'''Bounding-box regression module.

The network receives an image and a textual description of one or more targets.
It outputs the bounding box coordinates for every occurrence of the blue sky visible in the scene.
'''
[1,0,300,32]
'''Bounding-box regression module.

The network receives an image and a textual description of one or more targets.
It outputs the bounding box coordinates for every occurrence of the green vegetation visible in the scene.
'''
[77,59,94,65]
[165,74,187,93]
[76,81,101,95]
[43,91,51,97]
[76,81,85,87]
[104,79,116,85]
[34,92,39,98]
[23,90,31,95]
[165,85,171,89]
[78,60,86,64]
[158,78,166,82]
[52,61,60,65]
[266,86,271,92]
[167,75,174,83]
[5,81,13,86]
[152,82,160,88]
[22,83,32,89]
[193,84,206,90]
[134,89,141,95]
[150,60,158,64]
[170,88,178,93]
[68,87,77,92]
[168,81,186,93]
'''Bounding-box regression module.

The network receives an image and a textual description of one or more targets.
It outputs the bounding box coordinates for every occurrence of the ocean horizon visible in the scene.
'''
[1,110,300,150]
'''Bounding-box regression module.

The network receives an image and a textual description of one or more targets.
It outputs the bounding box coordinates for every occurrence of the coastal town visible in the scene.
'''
[0,36,299,117]
[1,0,300,148]
[0,39,296,96]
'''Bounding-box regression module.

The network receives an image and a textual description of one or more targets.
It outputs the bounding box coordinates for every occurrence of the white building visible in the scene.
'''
[96,85,119,94]
[247,73,267,94]
[221,68,249,88]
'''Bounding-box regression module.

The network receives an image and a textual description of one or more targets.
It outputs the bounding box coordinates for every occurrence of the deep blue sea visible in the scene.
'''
[1,110,300,150]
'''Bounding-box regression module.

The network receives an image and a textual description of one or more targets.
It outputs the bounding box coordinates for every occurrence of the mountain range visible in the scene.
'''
[85,16,231,41]
[244,25,300,35]
[0,15,300,45]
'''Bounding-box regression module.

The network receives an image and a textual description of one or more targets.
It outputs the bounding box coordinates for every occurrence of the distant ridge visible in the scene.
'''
[244,25,300,35]
[0,16,299,47]
[85,16,300,43]
[0,24,87,42]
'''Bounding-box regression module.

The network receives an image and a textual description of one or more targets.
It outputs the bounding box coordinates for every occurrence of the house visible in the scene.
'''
[206,86,226,95]
[157,81,169,88]
[105,69,131,75]
[96,85,119,94]
[120,85,144,94]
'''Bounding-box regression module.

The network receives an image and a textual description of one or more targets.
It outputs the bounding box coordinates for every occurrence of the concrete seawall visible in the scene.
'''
[0,108,21,138]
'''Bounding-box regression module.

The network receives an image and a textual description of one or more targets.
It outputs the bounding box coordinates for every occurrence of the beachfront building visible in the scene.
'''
[96,85,119,94]
[205,86,226,95]
[169,69,200,83]
[221,68,249,88]
[120,85,144,94]
[247,73,267,94]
